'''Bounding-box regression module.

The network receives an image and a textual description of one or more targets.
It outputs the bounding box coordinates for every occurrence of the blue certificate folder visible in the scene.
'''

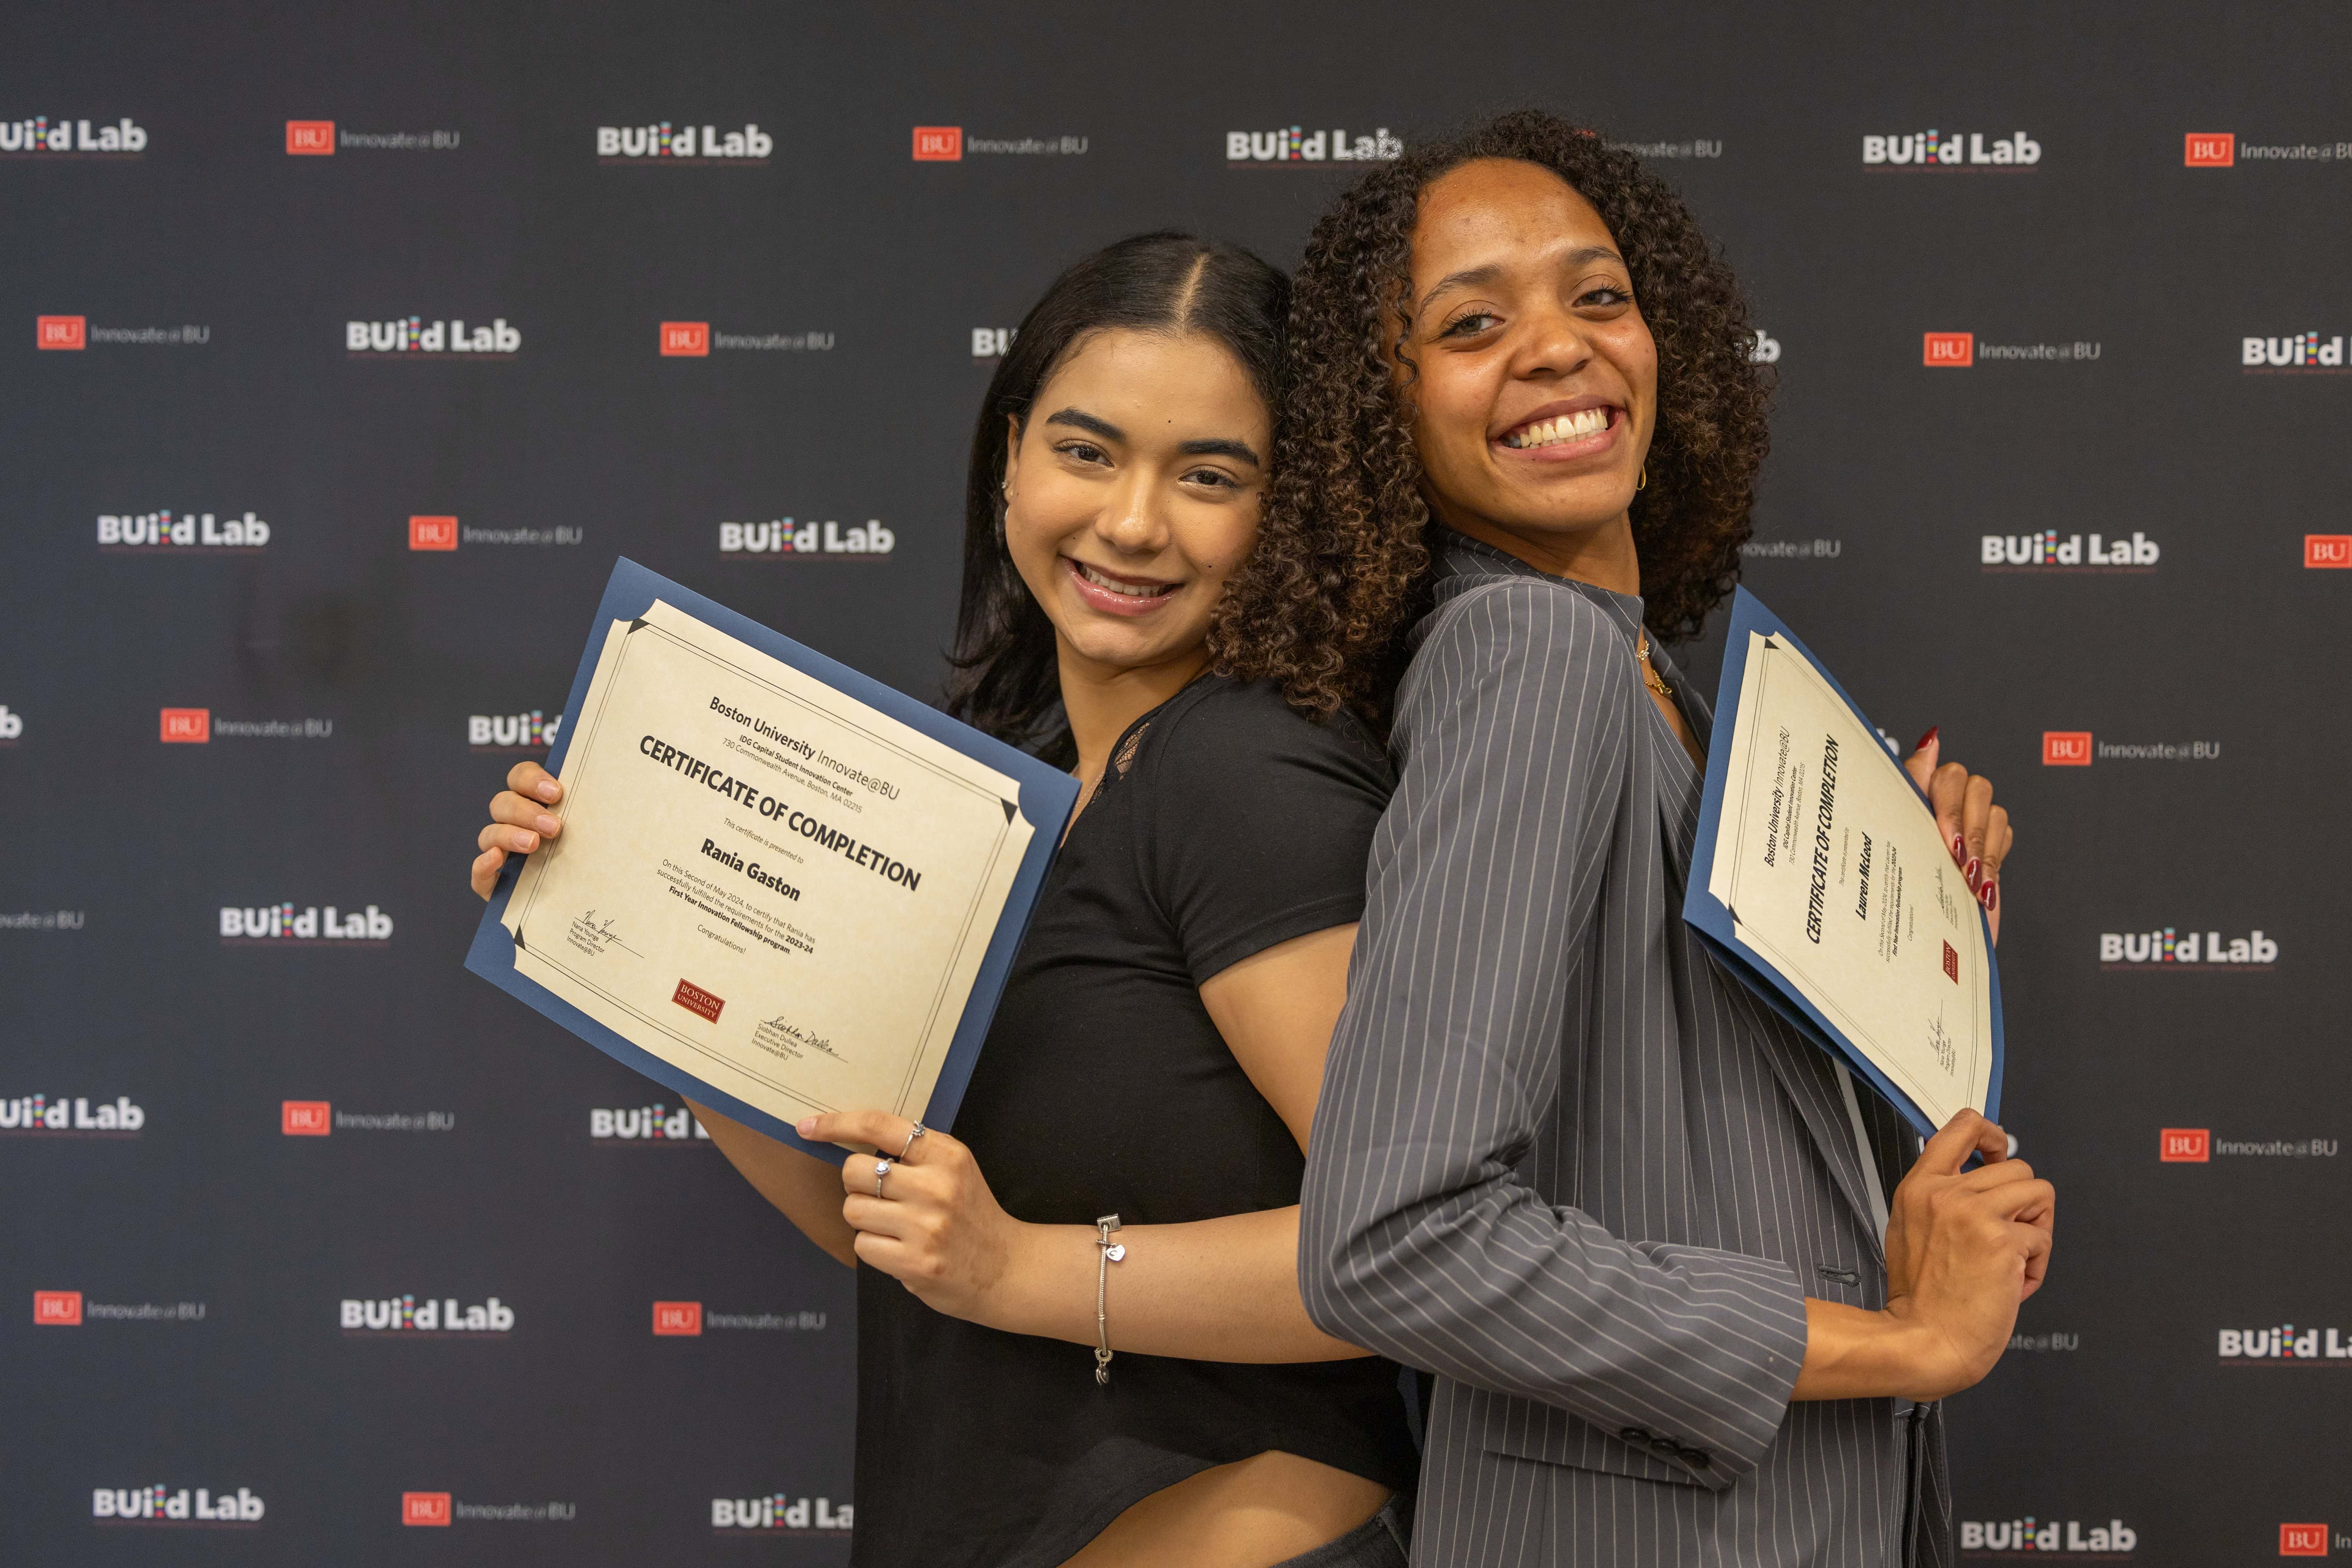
[1682,587,2002,1139]
[465,558,1079,1166]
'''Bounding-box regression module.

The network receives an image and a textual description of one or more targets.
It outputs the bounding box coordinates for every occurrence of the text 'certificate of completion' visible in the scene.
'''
[1684,588,2002,1137]
[466,559,1077,1164]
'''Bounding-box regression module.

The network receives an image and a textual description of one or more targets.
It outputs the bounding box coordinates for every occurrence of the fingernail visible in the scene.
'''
[1963,856,1982,889]
[796,1118,818,1139]
[1979,880,1998,914]
[1951,832,1967,865]
[1913,726,1938,753]
[517,832,537,851]
[536,814,560,836]
[535,779,560,802]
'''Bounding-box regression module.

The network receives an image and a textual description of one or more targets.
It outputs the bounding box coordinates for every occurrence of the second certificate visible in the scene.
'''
[501,599,1035,1128]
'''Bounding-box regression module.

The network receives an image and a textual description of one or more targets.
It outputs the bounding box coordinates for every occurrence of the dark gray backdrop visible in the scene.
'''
[5,0,2347,1561]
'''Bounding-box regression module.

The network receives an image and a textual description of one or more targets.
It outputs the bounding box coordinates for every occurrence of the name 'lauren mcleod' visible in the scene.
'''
[636,733,924,892]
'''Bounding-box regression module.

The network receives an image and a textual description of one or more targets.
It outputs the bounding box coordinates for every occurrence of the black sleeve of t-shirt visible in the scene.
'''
[1138,681,1396,985]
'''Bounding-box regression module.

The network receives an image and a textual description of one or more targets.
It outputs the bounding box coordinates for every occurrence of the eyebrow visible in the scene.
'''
[1045,407,1261,467]
[1418,246,1626,314]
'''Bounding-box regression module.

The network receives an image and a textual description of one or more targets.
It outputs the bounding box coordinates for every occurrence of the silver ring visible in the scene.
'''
[872,1157,893,1199]
[898,1123,927,1160]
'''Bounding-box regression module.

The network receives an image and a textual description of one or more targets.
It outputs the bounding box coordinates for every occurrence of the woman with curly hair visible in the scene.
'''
[1265,113,2049,1566]
[469,233,1417,1568]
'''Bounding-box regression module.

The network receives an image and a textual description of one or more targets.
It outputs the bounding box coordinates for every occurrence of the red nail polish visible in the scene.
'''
[1913,726,1938,753]
[1979,880,1998,914]
[1951,833,1967,864]
[1963,857,1982,889]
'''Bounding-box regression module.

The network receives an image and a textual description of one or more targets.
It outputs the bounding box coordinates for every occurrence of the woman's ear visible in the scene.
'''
[1001,412,1024,497]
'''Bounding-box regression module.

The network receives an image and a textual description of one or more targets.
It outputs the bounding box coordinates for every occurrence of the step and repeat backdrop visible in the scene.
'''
[4,0,2347,1562]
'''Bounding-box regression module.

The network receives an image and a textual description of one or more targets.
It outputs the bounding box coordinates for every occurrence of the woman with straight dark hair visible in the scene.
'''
[469,233,1416,1567]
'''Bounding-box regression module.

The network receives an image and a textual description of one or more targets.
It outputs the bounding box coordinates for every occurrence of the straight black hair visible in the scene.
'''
[943,231,1290,769]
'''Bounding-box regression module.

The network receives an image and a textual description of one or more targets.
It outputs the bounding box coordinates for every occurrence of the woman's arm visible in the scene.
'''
[687,1101,859,1268]
[802,924,1373,1363]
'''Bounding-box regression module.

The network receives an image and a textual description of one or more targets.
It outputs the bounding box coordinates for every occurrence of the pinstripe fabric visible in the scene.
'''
[1299,535,1953,1567]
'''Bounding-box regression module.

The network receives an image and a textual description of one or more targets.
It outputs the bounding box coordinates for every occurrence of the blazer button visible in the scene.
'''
[1619,1426,1653,1445]
[1681,1447,1713,1470]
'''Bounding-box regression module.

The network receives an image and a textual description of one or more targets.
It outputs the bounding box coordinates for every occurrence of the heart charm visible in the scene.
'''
[1103,1243,1126,1263]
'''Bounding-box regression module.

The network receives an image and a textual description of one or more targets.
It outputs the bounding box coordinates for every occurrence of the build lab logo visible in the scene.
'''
[36,314,209,348]
[1864,129,2040,166]
[1923,330,2100,365]
[1982,530,2159,571]
[2218,1321,2352,1363]
[1958,1517,2134,1555]
[659,320,835,355]
[341,1293,515,1335]
[711,1493,854,1535]
[2,116,147,155]
[972,327,1016,359]
[218,903,394,943]
[1749,330,1780,364]
[345,316,520,357]
[2,1095,145,1135]
[597,122,771,162]
[911,125,1087,160]
[2041,732,2221,765]
[97,510,270,551]
[2160,1127,2338,1162]
[2242,332,2348,373]
[2098,927,2277,969]
[469,710,563,751]
[0,704,20,744]
[1227,125,1403,164]
[590,1103,712,1142]
[92,1485,264,1526]
[719,519,895,558]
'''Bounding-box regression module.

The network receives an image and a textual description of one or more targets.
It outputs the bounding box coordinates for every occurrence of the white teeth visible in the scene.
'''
[1504,408,1611,448]
[1078,562,1169,598]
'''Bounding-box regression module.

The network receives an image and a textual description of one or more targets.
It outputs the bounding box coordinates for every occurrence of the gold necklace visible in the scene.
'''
[1635,632,1673,698]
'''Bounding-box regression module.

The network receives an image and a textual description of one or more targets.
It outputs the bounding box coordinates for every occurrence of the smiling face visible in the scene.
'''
[1000,327,1269,682]
[1397,157,1657,574]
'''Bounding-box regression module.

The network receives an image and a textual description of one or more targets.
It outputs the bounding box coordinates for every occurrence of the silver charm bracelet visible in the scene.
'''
[1094,1214,1124,1385]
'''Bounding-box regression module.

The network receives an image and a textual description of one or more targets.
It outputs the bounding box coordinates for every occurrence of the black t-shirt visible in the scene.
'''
[851,677,1418,1568]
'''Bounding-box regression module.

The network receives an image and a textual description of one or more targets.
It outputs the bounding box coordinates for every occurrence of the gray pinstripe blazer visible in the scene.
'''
[1300,535,1951,1567]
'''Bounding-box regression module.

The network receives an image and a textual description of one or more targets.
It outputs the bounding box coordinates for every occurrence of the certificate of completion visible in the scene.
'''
[1684,589,2002,1137]
[466,559,1077,1162]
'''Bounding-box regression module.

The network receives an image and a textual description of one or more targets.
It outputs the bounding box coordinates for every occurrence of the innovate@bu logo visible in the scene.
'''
[2281,1523,2331,1556]
[409,515,457,550]
[2042,732,2092,766]
[1227,125,1404,164]
[912,125,962,160]
[403,1492,452,1526]
[1924,332,1974,367]
[596,122,771,162]
[37,314,85,349]
[2185,132,2235,167]
[1958,1518,2134,1555]
[286,120,334,154]
[1863,129,2039,166]
[661,321,710,356]
[2307,535,2352,568]
[282,1100,331,1136]
[94,1485,264,1524]
[160,708,211,743]
[2161,1128,2210,1162]
[36,1289,83,1324]
[654,1301,703,1336]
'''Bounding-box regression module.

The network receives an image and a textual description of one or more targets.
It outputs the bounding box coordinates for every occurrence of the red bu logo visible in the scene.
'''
[2305,535,2352,569]
[282,1100,331,1136]
[2280,1522,2328,1556]
[1942,940,1958,983]
[1923,332,1973,367]
[653,1300,703,1336]
[36,315,86,350]
[912,125,962,161]
[34,1290,83,1326]
[661,321,710,357]
[2161,1128,2211,1163]
[2042,731,2092,766]
[408,515,458,551]
[285,120,336,156]
[2185,132,2235,167]
[672,978,725,1023]
[402,1492,452,1527]
[160,708,212,744]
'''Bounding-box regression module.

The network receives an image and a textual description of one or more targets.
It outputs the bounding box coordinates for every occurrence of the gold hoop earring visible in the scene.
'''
[1637,465,1648,492]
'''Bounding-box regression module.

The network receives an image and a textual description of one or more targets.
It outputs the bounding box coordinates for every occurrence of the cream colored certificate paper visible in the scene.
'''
[1705,631,1993,1127]
[501,600,1034,1125]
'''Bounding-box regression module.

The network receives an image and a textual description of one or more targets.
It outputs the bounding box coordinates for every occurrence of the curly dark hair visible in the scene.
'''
[1214,108,1772,717]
